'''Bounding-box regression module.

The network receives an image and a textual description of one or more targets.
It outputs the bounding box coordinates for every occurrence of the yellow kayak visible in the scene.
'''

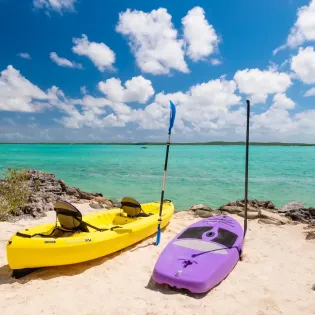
[6,198,174,273]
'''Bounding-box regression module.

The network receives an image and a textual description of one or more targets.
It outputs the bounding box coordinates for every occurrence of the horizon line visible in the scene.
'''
[0,141,315,146]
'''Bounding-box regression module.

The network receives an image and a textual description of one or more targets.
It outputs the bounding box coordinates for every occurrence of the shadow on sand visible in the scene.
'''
[0,226,169,286]
[145,277,209,300]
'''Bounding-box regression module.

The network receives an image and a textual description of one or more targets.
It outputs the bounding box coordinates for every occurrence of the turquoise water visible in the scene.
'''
[0,144,314,209]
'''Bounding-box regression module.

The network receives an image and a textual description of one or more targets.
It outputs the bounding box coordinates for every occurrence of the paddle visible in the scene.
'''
[155,100,176,246]
[244,99,251,238]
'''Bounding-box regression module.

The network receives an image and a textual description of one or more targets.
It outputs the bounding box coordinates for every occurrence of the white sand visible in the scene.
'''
[1,204,315,315]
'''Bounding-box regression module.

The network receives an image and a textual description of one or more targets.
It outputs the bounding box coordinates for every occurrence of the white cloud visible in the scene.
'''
[286,0,315,49]
[72,34,115,72]
[304,87,315,96]
[271,93,295,110]
[98,76,154,104]
[252,108,294,134]
[182,6,220,62]
[50,52,82,69]
[294,110,315,134]
[33,0,77,13]
[57,76,242,133]
[210,58,222,66]
[134,77,241,131]
[18,53,31,60]
[116,8,188,75]
[234,68,292,104]
[252,107,315,140]
[80,86,87,95]
[1,64,314,143]
[2,132,25,140]
[0,65,48,112]
[291,46,315,84]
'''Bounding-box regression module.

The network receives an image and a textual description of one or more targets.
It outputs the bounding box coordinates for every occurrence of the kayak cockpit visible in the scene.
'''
[14,198,155,239]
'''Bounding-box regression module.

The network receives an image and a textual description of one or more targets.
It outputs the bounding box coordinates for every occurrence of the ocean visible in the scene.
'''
[0,144,314,209]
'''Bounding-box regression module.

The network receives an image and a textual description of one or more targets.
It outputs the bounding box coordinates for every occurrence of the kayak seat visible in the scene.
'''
[54,201,89,232]
[55,201,119,232]
[15,201,119,239]
[121,197,152,218]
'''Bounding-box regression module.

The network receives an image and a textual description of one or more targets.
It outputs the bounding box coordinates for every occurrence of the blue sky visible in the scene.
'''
[0,0,315,143]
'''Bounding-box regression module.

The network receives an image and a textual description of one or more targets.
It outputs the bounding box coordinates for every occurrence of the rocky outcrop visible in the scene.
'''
[189,204,221,218]
[191,199,287,226]
[221,199,277,212]
[1,169,113,219]
[278,202,304,213]
[89,196,114,210]
[285,207,315,224]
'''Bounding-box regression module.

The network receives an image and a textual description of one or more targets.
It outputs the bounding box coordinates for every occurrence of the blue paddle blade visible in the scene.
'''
[168,100,176,134]
[156,225,161,245]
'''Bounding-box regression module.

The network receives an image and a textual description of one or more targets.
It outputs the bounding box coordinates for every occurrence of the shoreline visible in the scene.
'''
[1,142,315,146]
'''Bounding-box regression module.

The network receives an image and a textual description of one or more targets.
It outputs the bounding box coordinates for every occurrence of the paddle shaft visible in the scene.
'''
[158,133,171,220]
[244,100,250,237]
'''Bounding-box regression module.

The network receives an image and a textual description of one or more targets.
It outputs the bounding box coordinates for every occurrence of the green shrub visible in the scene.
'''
[35,180,41,192]
[0,168,30,221]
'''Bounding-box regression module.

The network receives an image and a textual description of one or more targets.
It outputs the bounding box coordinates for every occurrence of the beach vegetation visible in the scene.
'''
[0,168,30,221]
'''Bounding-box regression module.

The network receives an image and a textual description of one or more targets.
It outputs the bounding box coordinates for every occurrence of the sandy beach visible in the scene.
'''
[0,204,314,315]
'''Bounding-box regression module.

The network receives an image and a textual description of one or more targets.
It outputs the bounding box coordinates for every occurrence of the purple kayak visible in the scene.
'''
[152,215,244,294]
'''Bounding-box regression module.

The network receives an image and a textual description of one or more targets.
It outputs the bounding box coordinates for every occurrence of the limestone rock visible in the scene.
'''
[194,209,221,218]
[190,204,213,212]
[260,209,288,225]
[237,211,260,219]
[90,197,114,210]
[285,207,315,223]
[306,231,315,240]
[278,201,304,213]
[194,210,213,218]
[110,199,121,208]
[89,202,104,210]
[222,199,277,211]
[219,206,244,214]
[0,169,106,219]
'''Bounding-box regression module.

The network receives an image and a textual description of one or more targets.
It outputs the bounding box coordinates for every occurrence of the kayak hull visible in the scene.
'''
[7,201,174,270]
[152,215,244,293]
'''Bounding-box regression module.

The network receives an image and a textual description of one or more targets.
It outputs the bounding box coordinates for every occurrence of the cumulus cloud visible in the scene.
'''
[291,46,315,84]
[116,8,188,75]
[1,65,314,142]
[304,87,315,96]
[182,6,220,62]
[18,53,31,60]
[234,68,292,104]
[50,52,82,69]
[252,108,294,134]
[0,65,48,112]
[33,0,77,13]
[129,77,242,131]
[72,34,115,72]
[55,75,242,133]
[271,93,295,110]
[98,76,154,104]
[274,0,315,53]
